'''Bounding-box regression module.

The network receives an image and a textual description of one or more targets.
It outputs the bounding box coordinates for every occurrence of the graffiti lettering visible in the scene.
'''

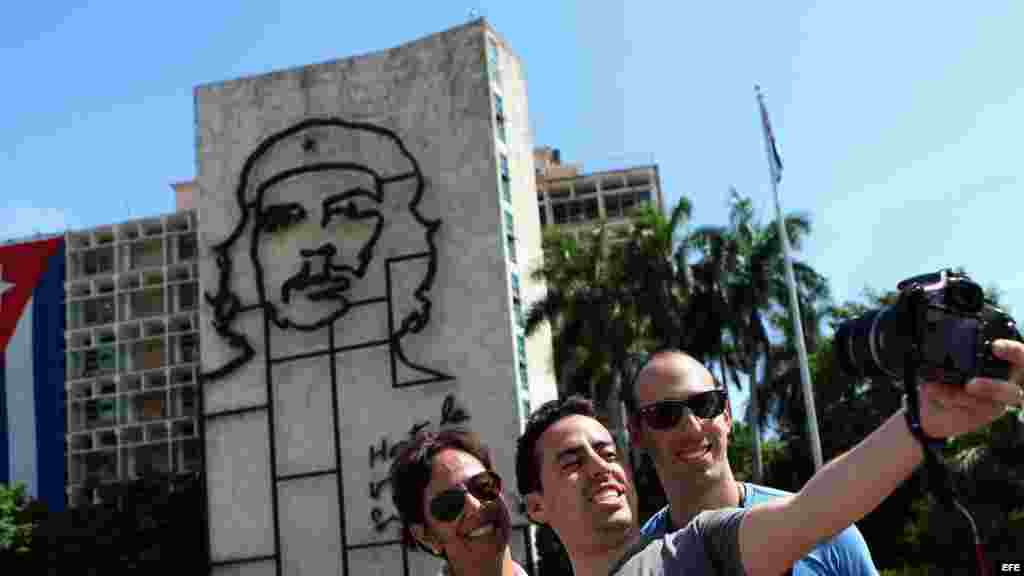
[371,507,401,533]
[408,420,430,436]
[365,393,473,532]
[439,394,470,427]
[368,437,401,469]
[369,476,392,500]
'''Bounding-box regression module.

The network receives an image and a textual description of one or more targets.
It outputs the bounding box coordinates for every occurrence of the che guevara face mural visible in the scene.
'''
[203,117,450,387]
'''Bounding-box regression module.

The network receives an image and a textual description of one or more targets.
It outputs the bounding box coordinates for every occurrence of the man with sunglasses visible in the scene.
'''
[516,339,1024,575]
[625,350,877,575]
[391,428,528,576]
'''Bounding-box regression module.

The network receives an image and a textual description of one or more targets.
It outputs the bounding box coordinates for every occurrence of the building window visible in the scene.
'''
[487,37,501,87]
[178,234,197,261]
[507,233,517,264]
[511,273,524,328]
[552,203,569,225]
[638,188,652,205]
[495,93,507,143]
[604,194,623,219]
[517,334,528,385]
[83,248,114,277]
[539,206,547,227]
[621,191,636,215]
[577,180,597,196]
[500,154,511,203]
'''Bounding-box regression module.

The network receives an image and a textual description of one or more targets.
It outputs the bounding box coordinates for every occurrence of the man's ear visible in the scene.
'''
[411,523,442,556]
[722,398,733,430]
[525,492,547,525]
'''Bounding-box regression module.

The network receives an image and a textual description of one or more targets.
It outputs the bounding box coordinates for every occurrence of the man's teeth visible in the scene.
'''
[592,488,621,502]
[467,524,495,538]
[680,443,711,457]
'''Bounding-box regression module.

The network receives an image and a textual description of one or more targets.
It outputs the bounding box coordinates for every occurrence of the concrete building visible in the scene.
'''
[194,18,555,576]
[534,146,665,240]
[63,210,201,507]
[172,180,198,212]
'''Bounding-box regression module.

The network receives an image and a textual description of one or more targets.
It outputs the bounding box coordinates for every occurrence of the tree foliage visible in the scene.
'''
[0,473,207,574]
[762,285,1024,573]
[0,483,41,554]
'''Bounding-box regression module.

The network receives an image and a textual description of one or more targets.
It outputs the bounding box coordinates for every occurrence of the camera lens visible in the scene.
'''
[834,306,910,380]
[835,309,883,379]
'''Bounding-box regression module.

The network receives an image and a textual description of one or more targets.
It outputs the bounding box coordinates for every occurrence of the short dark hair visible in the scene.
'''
[390,427,494,555]
[515,395,599,499]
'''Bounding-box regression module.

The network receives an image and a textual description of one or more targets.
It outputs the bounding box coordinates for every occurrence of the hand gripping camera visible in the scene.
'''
[835,269,1022,385]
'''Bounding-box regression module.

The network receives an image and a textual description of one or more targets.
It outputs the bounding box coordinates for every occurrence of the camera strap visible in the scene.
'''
[903,291,988,575]
[902,367,953,507]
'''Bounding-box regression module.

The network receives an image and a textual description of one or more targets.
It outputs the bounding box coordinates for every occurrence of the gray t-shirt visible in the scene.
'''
[610,508,748,576]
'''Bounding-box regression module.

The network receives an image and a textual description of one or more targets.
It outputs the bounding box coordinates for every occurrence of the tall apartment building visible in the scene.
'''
[534,146,665,239]
[63,210,201,507]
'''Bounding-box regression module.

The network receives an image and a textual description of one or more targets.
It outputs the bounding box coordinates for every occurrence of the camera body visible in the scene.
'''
[835,269,1021,385]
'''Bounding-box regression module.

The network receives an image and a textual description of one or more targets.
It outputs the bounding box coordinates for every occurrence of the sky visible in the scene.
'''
[3,2,1022,420]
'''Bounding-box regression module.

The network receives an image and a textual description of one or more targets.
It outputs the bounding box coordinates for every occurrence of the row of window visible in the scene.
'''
[538,189,654,226]
[541,172,653,201]
[489,35,530,394]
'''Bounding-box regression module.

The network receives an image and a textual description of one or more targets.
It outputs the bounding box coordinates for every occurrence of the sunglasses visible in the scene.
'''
[429,470,503,523]
[637,390,728,430]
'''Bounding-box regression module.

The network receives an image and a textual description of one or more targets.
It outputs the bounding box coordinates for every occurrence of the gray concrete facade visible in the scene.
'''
[195,20,554,576]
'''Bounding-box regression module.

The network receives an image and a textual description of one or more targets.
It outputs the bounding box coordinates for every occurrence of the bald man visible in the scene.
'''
[624,350,878,575]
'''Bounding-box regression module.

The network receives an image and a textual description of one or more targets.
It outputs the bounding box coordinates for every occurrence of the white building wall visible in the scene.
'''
[195,19,554,576]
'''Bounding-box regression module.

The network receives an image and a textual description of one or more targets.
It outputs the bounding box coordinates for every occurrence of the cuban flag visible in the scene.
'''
[0,237,65,510]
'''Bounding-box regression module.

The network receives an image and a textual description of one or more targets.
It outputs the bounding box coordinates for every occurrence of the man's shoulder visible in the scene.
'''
[638,506,670,539]
[743,482,877,574]
[613,509,749,576]
[743,481,795,504]
[609,519,711,576]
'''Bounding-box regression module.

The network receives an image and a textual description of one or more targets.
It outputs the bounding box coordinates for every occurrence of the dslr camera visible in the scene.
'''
[835,269,1021,385]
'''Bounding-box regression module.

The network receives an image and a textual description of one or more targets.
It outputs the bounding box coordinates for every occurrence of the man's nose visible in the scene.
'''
[583,449,617,479]
[461,490,486,517]
[675,411,704,434]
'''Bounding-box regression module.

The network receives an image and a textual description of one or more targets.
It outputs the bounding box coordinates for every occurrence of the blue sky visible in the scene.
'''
[3,2,1022,419]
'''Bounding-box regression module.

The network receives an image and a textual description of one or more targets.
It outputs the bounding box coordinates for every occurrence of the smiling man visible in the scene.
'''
[515,396,638,576]
[625,350,877,575]
[516,339,1024,575]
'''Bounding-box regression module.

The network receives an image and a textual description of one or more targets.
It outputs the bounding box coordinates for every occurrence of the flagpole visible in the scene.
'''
[755,85,823,471]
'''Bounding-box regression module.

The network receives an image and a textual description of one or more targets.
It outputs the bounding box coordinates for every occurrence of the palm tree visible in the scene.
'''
[687,188,827,482]
[618,198,694,350]
[524,223,642,453]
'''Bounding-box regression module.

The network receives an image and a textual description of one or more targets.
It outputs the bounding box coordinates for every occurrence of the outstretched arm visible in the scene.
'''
[737,340,1024,576]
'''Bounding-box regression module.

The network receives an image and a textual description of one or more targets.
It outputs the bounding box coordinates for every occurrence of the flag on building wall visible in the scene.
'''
[0,237,65,510]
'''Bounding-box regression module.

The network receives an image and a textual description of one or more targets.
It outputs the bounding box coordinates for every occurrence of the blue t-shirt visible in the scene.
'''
[639,482,878,576]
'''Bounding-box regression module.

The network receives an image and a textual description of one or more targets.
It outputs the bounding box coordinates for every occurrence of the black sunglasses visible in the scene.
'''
[637,390,728,430]
[429,470,503,523]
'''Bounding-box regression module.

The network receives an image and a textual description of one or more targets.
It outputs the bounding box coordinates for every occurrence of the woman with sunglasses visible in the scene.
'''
[391,428,528,576]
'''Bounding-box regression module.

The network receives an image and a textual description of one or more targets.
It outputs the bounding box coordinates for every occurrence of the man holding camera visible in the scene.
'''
[625,349,878,575]
[516,338,1024,575]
